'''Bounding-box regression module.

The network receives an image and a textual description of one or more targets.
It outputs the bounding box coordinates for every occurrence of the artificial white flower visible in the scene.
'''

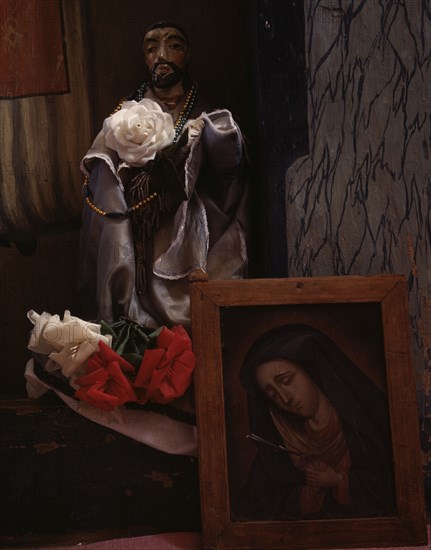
[103,98,175,166]
[27,310,112,377]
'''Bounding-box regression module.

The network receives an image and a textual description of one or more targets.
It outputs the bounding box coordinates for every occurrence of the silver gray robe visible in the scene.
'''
[79,108,248,329]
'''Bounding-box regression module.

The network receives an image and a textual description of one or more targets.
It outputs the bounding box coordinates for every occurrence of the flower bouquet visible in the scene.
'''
[25,311,197,455]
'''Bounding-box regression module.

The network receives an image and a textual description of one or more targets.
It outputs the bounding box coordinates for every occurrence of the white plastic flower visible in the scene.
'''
[103,98,175,166]
[27,310,112,378]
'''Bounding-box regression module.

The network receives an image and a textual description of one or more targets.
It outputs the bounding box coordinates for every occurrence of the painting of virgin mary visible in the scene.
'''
[235,324,396,521]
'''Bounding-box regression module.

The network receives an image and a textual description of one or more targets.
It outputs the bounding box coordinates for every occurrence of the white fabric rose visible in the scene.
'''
[27,310,112,378]
[103,98,175,167]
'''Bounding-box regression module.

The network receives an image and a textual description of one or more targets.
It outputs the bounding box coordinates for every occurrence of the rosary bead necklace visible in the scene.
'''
[83,176,159,218]
[173,82,197,142]
[134,81,198,142]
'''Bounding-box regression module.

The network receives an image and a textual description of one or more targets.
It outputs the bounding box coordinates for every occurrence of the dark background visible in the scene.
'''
[0,0,307,399]
[0,1,308,544]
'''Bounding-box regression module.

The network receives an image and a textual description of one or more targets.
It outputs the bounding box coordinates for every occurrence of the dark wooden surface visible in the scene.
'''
[0,395,200,547]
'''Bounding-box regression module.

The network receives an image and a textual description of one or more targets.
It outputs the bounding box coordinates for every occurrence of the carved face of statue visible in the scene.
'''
[255,359,322,419]
[143,26,189,89]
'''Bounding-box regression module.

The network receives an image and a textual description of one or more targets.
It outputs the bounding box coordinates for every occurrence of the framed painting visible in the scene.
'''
[189,273,427,550]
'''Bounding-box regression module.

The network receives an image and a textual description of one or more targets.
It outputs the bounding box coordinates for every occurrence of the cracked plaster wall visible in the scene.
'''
[285,0,430,505]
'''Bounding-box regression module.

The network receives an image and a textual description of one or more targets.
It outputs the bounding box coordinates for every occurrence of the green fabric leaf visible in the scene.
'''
[100,320,115,337]
[147,326,163,347]
[101,318,155,359]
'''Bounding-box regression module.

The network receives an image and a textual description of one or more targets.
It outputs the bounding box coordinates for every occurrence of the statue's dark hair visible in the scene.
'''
[143,21,189,44]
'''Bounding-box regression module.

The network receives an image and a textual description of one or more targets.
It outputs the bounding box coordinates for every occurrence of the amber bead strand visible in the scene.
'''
[83,176,158,219]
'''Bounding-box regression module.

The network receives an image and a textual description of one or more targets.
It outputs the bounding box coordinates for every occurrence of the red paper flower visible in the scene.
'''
[134,325,196,404]
[75,341,137,411]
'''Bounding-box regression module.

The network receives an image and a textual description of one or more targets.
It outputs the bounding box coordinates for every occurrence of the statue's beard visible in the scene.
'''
[151,62,184,89]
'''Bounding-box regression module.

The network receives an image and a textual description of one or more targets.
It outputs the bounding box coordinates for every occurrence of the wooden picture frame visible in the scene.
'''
[189,274,427,550]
